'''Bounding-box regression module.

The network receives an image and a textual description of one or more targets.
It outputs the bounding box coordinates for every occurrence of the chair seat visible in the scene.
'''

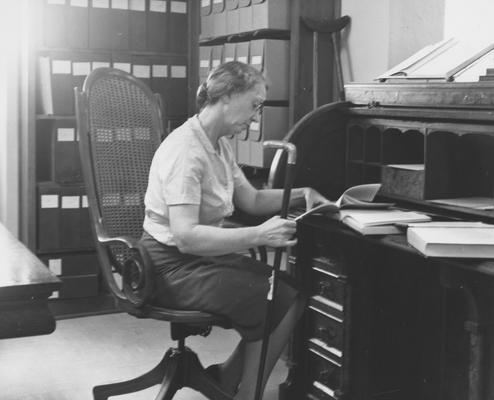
[119,300,231,325]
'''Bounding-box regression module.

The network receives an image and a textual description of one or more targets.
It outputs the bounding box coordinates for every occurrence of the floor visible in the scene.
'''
[0,312,287,400]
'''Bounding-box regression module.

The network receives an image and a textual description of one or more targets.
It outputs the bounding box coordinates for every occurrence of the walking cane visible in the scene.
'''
[254,140,297,400]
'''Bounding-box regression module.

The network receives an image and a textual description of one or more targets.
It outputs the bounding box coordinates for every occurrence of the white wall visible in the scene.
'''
[341,0,445,83]
[0,4,21,236]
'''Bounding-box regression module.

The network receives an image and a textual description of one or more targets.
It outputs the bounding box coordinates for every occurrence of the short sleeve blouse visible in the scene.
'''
[143,115,249,245]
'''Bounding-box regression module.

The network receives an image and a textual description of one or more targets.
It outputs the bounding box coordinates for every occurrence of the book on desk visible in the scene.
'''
[407,221,494,258]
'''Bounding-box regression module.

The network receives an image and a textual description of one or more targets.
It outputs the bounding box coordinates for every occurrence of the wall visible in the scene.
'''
[0,4,21,236]
[341,0,445,83]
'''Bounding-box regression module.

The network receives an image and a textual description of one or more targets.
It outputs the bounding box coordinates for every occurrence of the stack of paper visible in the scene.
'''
[407,221,494,258]
[337,209,432,235]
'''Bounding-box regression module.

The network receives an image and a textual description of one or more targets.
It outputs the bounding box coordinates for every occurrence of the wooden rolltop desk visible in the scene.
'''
[273,81,494,400]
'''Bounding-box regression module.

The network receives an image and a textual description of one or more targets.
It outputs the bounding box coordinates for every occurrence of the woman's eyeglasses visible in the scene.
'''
[253,100,265,113]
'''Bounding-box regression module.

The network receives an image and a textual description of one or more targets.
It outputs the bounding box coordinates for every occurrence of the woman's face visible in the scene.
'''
[222,83,266,136]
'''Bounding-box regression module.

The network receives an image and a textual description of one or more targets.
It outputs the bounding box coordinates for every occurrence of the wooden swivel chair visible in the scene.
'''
[75,67,234,400]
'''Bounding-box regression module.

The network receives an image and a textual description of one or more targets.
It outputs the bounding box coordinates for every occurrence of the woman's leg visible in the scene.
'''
[234,295,305,400]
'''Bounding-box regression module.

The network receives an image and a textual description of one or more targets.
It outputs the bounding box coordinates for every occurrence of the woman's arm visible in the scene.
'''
[233,181,330,216]
[169,204,297,256]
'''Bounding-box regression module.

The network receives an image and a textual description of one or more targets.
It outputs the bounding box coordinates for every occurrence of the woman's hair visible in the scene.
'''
[196,61,266,111]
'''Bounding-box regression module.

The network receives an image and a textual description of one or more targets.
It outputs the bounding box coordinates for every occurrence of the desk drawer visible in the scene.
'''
[307,344,342,399]
[311,269,345,306]
[308,306,344,358]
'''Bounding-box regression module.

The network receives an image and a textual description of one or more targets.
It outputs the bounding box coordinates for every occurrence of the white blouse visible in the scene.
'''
[143,115,249,245]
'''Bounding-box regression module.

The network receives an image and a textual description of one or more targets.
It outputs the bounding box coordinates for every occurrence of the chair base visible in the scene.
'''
[93,346,234,400]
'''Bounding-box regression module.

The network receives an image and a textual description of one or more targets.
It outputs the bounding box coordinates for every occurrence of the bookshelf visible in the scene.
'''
[23,0,195,313]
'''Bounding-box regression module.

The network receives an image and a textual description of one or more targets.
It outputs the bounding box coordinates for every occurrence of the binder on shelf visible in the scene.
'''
[111,53,132,73]
[167,57,188,117]
[132,55,152,88]
[67,0,89,48]
[200,0,214,39]
[223,42,236,63]
[91,58,111,70]
[199,46,212,83]
[250,39,289,100]
[168,0,188,54]
[37,56,54,115]
[147,0,168,52]
[51,274,99,299]
[129,0,147,50]
[238,0,252,33]
[89,0,129,50]
[235,41,249,64]
[212,0,226,37]
[38,182,61,251]
[40,252,100,276]
[52,120,83,183]
[44,0,67,48]
[37,182,94,251]
[211,45,224,70]
[225,0,239,35]
[72,54,92,93]
[251,0,289,30]
[150,57,168,111]
[51,55,75,115]
[249,106,288,168]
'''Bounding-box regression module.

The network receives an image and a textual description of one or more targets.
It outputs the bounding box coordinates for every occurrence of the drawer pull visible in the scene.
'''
[318,281,335,298]
[317,326,337,342]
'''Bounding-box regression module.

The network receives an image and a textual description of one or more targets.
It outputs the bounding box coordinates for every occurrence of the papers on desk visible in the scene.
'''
[407,221,494,258]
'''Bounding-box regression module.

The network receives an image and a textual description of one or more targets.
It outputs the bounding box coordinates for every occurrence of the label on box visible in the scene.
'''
[170,65,186,78]
[251,55,262,66]
[81,195,89,208]
[72,62,91,76]
[237,56,247,63]
[152,65,168,78]
[200,59,210,68]
[52,60,71,75]
[129,0,145,11]
[113,62,131,73]
[224,56,234,62]
[212,59,220,68]
[250,121,260,131]
[92,0,109,8]
[62,195,80,209]
[71,0,88,7]
[49,290,60,299]
[133,65,151,78]
[171,1,187,13]
[103,193,120,206]
[57,127,75,142]
[41,194,59,209]
[49,258,62,275]
[112,0,128,9]
[92,61,110,70]
[149,0,167,13]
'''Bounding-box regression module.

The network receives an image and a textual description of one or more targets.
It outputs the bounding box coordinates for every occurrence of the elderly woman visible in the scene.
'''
[140,61,328,399]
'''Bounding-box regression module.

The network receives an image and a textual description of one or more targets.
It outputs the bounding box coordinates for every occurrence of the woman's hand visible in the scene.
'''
[257,215,297,248]
[302,187,331,211]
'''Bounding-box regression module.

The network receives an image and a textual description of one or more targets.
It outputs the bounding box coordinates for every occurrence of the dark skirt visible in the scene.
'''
[140,231,300,342]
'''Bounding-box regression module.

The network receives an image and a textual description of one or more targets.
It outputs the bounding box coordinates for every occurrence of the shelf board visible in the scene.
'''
[36,47,188,58]
[36,115,76,120]
[199,28,291,46]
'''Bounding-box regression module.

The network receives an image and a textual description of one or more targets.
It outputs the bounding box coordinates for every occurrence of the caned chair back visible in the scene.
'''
[76,67,163,305]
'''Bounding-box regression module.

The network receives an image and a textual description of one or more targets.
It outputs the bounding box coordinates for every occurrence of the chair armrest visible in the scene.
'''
[95,220,155,308]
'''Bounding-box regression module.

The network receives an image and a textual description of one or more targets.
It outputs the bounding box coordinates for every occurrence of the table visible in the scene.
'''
[0,223,61,339]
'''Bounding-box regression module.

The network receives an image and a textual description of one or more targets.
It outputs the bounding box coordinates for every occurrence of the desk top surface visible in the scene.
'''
[0,224,61,299]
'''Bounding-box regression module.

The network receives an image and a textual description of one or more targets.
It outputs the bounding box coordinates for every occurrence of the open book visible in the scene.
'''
[294,183,392,222]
